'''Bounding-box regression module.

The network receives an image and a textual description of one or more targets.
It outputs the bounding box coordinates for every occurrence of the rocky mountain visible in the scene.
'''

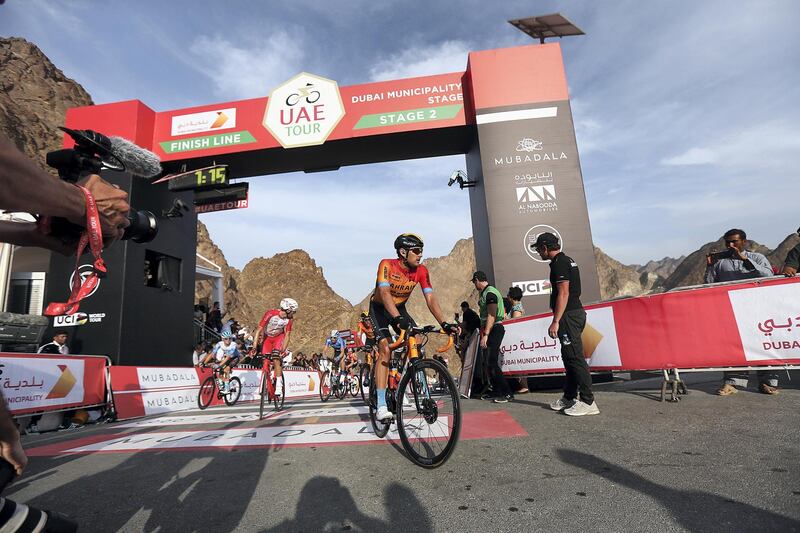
[595,247,659,300]
[195,221,243,318]
[0,37,93,169]
[767,232,800,269]
[631,255,685,280]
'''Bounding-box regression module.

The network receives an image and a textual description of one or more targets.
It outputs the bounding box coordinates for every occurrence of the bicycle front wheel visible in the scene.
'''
[224,377,242,406]
[259,371,268,420]
[349,375,360,398]
[396,358,461,468]
[198,376,215,410]
[273,372,285,411]
[320,371,332,402]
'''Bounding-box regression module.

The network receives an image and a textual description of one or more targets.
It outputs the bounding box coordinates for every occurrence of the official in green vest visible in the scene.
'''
[471,271,513,403]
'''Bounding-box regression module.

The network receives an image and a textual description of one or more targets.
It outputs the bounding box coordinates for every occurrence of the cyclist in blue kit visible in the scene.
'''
[199,332,241,392]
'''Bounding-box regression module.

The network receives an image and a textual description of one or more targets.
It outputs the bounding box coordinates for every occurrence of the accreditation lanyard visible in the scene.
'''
[44,186,106,317]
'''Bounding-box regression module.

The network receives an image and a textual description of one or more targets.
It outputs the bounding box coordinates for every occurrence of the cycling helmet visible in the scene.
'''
[360,309,369,318]
[329,329,338,339]
[221,331,233,339]
[280,298,299,312]
[393,233,424,251]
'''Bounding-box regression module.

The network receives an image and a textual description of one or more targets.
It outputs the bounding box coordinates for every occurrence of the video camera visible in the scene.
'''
[46,127,160,243]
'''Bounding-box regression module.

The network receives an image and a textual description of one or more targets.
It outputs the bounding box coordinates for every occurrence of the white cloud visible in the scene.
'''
[191,32,304,99]
[369,40,471,81]
[661,147,716,166]
[660,120,800,170]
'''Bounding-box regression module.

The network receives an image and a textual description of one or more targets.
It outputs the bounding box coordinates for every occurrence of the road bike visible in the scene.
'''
[319,368,353,401]
[368,325,461,468]
[258,355,285,420]
[197,364,242,409]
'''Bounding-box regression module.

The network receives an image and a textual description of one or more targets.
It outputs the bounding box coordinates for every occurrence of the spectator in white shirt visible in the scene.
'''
[37,331,69,355]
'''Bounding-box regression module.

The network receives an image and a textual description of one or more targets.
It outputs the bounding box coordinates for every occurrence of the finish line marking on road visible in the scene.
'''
[27,411,528,456]
[116,405,381,427]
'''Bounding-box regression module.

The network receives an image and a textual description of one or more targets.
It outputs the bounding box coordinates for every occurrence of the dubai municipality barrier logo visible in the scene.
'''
[263,72,345,148]
[46,365,78,399]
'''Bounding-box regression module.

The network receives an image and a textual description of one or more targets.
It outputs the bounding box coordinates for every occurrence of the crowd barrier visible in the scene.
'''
[0,353,108,416]
[109,365,321,420]
[501,276,800,375]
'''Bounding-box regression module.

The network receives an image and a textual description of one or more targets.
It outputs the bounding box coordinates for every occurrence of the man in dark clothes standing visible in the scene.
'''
[533,232,599,416]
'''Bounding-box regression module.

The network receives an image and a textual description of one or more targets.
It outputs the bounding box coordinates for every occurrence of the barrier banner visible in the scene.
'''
[110,366,320,420]
[0,354,107,415]
[501,277,800,376]
[501,306,621,375]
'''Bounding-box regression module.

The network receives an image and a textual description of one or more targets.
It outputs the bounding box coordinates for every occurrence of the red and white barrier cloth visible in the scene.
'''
[0,353,107,415]
[501,277,800,376]
[109,366,321,420]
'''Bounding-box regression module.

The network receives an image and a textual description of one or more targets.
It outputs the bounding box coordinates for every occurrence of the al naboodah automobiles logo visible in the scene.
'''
[263,72,345,148]
[524,224,564,262]
[68,264,101,298]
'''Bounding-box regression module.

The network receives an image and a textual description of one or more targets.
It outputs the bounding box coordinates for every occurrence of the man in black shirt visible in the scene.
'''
[533,232,599,416]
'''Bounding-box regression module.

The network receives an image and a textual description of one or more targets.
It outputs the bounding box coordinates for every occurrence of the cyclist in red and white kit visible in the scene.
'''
[253,298,298,397]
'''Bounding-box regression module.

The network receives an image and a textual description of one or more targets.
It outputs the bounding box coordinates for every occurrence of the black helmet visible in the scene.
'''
[394,233,424,250]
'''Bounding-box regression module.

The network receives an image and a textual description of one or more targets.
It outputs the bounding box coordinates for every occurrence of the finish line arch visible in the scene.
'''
[56,42,600,364]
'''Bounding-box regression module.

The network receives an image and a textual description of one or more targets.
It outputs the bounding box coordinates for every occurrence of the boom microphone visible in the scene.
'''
[109,136,162,178]
[57,127,162,179]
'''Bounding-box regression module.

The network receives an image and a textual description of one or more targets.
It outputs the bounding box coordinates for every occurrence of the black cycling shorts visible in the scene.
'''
[369,300,417,341]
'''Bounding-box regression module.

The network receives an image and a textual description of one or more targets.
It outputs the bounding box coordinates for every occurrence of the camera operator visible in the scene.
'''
[0,133,131,252]
[0,132,127,531]
[705,228,778,396]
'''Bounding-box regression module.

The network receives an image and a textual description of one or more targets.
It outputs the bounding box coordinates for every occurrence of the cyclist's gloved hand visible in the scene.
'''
[440,322,458,335]
[391,315,410,332]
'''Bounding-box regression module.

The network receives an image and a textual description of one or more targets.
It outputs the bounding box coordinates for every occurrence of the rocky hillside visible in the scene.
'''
[631,256,684,280]
[0,37,93,168]
[595,247,659,300]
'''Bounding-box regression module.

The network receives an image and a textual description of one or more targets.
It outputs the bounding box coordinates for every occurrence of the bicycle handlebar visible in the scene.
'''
[387,326,454,353]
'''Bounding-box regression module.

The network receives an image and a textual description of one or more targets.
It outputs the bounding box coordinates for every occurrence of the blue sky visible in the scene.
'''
[3,0,799,302]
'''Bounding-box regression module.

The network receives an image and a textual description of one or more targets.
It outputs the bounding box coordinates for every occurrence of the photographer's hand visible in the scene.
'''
[0,395,26,476]
[0,221,77,256]
[72,174,130,242]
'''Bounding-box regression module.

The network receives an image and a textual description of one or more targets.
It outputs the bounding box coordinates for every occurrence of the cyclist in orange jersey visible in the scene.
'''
[370,233,457,421]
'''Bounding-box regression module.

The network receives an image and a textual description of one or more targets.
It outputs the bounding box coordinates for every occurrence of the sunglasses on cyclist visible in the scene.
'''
[409,248,423,255]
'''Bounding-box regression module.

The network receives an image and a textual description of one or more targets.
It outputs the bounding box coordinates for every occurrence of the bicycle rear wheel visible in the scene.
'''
[273,372,285,411]
[224,377,242,406]
[259,371,268,420]
[349,375,360,398]
[320,371,332,402]
[359,364,371,405]
[396,358,461,468]
[335,374,347,400]
[198,376,215,410]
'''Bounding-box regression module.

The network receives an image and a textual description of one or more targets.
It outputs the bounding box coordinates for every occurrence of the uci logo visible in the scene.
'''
[54,313,89,327]
[68,264,101,299]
